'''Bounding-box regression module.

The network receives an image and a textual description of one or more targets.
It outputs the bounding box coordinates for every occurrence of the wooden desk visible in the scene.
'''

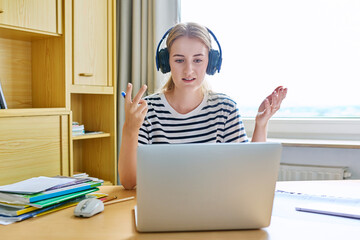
[2,181,360,240]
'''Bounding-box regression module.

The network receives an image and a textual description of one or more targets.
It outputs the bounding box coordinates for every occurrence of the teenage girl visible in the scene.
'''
[119,22,287,189]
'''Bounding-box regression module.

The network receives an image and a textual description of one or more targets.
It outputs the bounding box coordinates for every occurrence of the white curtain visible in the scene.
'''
[116,0,180,184]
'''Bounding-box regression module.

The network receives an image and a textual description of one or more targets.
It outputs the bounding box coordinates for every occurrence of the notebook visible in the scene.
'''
[135,142,282,232]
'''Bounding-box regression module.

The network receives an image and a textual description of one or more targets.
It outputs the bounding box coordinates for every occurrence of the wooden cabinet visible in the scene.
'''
[0,0,61,35]
[0,33,69,185]
[0,0,117,185]
[73,0,108,87]
[0,113,70,184]
[69,0,117,185]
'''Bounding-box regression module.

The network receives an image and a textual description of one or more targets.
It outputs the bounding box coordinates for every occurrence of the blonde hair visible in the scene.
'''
[160,22,212,94]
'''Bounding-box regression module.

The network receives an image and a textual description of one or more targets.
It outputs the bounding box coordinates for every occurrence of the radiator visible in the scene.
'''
[278,163,352,181]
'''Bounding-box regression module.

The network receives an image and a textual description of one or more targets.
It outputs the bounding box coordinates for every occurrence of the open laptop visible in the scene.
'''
[135,142,282,232]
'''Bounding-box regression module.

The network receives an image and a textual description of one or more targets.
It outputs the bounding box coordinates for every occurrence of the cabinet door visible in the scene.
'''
[0,0,59,34]
[0,115,70,185]
[73,0,108,86]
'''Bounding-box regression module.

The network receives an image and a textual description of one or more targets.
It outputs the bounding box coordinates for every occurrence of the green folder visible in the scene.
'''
[30,188,99,208]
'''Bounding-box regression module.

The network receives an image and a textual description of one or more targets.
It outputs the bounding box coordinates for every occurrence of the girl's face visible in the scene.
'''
[169,36,209,93]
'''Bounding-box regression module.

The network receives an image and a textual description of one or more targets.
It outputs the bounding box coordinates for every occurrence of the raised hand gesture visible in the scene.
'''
[123,83,148,131]
[256,86,287,127]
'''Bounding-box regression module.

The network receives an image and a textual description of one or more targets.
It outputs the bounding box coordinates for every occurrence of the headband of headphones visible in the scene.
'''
[155,26,222,75]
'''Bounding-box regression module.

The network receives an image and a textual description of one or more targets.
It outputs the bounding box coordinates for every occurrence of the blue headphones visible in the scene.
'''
[155,27,222,75]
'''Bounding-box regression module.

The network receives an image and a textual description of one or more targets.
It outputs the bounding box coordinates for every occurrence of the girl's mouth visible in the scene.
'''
[182,77,196,81]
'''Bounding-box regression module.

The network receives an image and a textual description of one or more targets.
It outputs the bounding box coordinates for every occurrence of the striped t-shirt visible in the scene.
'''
[138,92,248,144]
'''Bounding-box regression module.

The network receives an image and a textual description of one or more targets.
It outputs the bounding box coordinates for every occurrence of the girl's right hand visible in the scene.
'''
[123,83,148,131]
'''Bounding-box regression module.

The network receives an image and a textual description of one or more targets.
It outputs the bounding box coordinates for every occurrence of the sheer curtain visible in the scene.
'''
[116,0,180,184]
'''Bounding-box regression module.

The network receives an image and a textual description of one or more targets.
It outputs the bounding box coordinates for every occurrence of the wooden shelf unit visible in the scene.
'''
[0,0,117,185]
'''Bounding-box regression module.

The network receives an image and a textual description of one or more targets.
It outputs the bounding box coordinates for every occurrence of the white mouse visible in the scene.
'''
[74,198,104,218]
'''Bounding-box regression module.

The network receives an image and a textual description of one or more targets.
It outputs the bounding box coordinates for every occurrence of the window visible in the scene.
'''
[181,0,360,119]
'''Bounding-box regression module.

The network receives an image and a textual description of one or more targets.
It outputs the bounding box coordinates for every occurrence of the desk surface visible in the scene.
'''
[2,181,360,240]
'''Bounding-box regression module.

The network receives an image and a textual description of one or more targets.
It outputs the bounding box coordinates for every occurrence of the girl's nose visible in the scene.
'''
[184,61,194,75]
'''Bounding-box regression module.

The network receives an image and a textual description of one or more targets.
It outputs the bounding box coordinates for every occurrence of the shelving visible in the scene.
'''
[0,0,68,186]
[0,36,65,110]
[0,0,117,186]
[73,132,110,141]
[68,0,117,185]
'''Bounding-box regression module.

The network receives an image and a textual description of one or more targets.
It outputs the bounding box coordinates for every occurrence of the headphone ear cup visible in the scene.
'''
[158,48,171,74]
[206,50,221,75]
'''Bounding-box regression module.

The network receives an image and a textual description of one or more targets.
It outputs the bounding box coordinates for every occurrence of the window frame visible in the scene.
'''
[243,118,360,141]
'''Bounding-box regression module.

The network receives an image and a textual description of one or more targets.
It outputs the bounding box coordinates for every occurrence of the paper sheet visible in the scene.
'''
[0,177,75,194]
[276,180,360,220]
[276,180,360,199]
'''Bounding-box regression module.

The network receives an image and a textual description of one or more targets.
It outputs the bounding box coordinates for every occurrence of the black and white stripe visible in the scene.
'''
[138,92,248,144]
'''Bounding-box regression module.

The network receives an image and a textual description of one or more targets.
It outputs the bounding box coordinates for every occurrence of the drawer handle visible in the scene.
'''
[0,10,4,13]
[79,73,93,77]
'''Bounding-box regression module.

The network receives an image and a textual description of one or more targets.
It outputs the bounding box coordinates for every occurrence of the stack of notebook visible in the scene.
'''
[0,175,106,225]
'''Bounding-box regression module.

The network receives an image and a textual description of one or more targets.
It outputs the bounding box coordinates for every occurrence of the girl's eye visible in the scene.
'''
[175,59,184,63]
[194,59,203,63]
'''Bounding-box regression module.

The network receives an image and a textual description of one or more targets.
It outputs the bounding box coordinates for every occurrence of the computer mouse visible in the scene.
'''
[74,198,104,218]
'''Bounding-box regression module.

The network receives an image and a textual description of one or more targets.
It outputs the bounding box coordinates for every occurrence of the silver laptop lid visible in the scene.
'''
[136,142,282,232]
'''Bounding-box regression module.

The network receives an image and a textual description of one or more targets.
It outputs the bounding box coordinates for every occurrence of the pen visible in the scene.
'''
[121,91,151,126]
[103,196,135,206]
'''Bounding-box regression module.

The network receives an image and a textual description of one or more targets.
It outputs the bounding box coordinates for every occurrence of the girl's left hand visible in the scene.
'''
[256,86,287,127]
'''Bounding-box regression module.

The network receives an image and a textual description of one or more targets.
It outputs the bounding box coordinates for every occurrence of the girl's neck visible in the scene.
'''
[165,88,204,114]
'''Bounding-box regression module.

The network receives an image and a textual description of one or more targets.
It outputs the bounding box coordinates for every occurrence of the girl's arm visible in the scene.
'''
[251,86,287,142]
[118,83,148,189]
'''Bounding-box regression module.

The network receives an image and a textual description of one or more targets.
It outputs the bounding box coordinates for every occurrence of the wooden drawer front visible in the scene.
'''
[0,0,58,34]
[0,115,63,185]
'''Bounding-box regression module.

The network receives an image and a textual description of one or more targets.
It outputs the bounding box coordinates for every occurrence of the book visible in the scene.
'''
[0,203,38,217]
[0,191,107,217]
[0,79,7,109]
[72,130,85,136]
[72,125,84,131]
[72,122,85,136]
[85,130,104,135]
[0,201,29,209]
[0,188,99,224]
[71,173,102,182]
[0,181,103,204]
